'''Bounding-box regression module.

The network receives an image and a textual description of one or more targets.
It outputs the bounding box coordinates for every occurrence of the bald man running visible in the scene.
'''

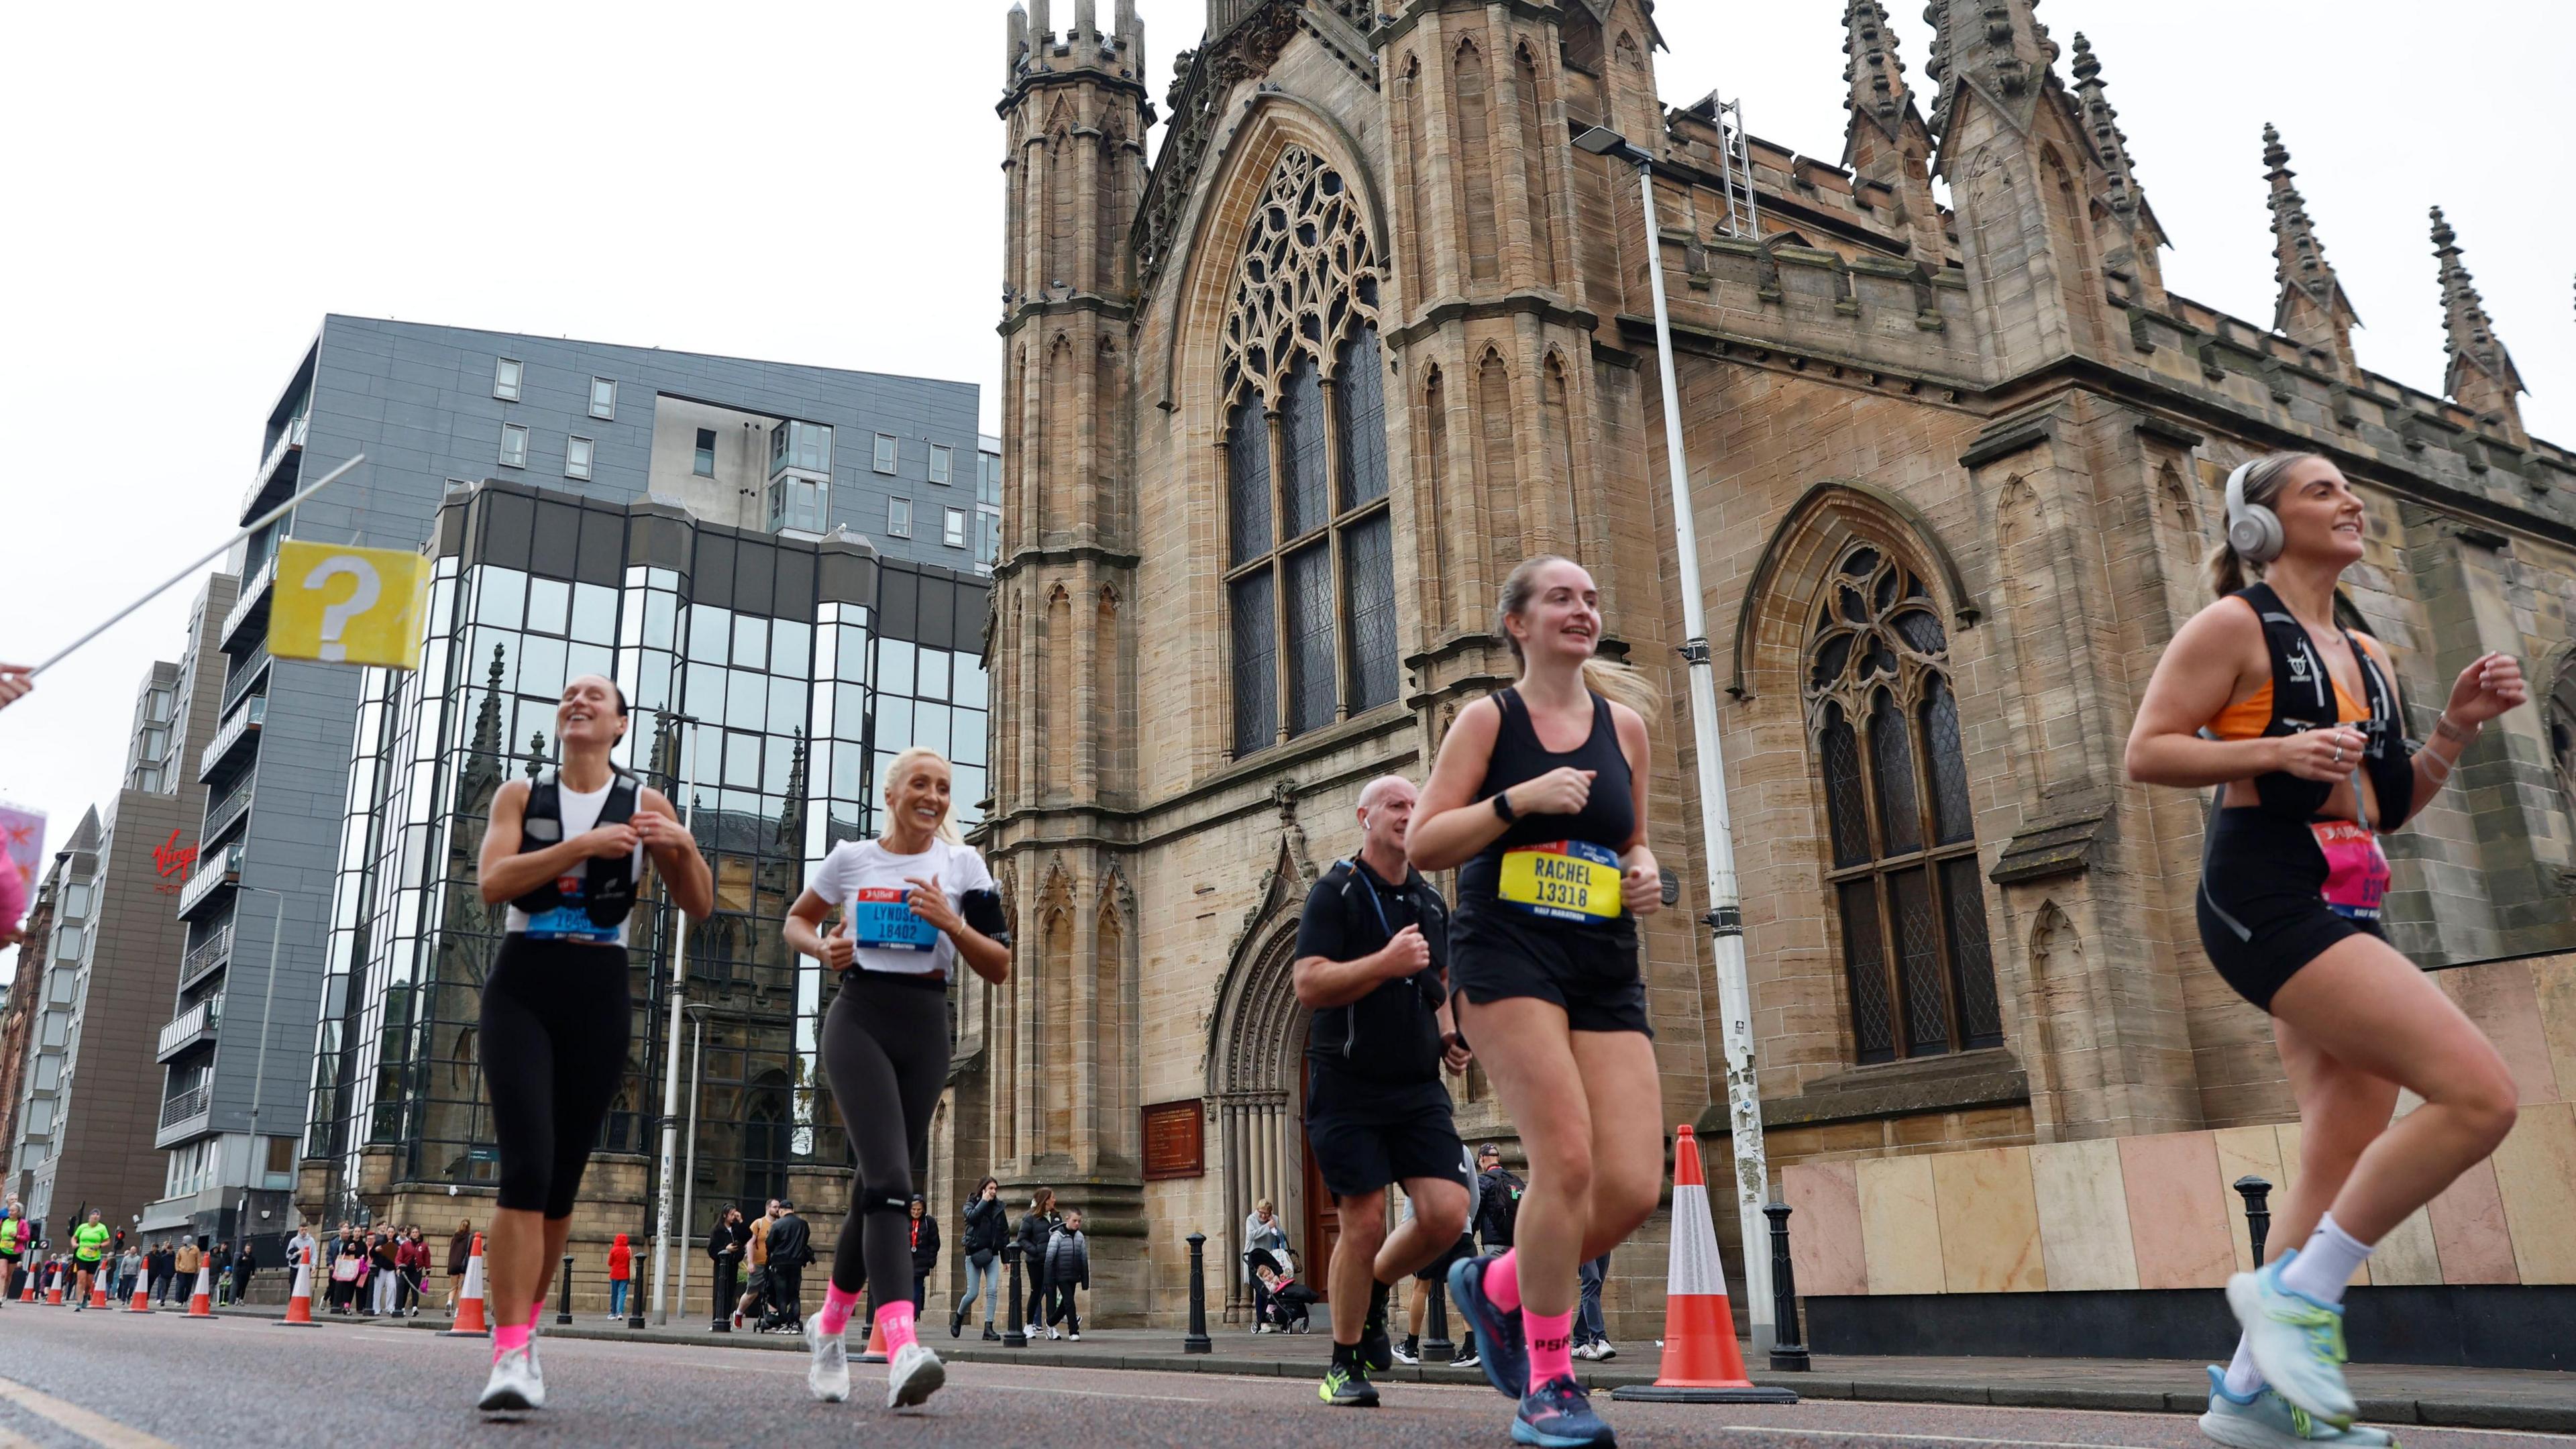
[1293,775,1474,1409]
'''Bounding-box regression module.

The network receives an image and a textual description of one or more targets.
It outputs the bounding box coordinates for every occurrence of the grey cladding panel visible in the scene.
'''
[879,569,918,640]
[531,500,582,578]
[693,534,735,609]
[577,511,624,585]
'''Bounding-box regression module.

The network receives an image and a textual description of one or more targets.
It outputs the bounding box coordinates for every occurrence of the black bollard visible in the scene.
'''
[1424,1274,1454,1362]
[1183,1232,1212,1354]
[1003,1244,1028,1348]
[1764,1202,1810,1371]
[2233,1175,2274,1270]
[556,1254,574,1327]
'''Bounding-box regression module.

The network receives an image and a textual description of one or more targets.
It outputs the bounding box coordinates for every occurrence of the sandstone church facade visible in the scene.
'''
[948,0,2576,1332]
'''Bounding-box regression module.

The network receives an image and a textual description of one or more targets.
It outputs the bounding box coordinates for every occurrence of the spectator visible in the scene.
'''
[370,1231,402,1316]
[211,1241,236,1307]
[147,1240,173,1305]
[736,1199,778,1331]
[233,1238,260,1309]
[765,1201,812,1334]
[174,1238,203,1304]
[1574,1252,1615,1360]
[951,1176,1006,1341]
[1042,1209,1091,1341]
[1248,1250,1316,1334]
[286,1224,318,1299]
[906,1195,939,1316]
[115,1244,141,1305]
[706,1207,749,1332]
[1471,1142,1523,1252]
[394,1229,427,1317]
[443,1220,472,1313]
[606,1232,633,1320]
[328,1235,363,1314]
[1014,1188,1059,1341]
[1242,1197,1289,1332]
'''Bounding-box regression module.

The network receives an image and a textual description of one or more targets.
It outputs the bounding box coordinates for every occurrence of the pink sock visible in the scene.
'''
[875,1299,918,1354]
[1525,1308,1575,1391]
[493,1323,531,1360]
[1483,1250,1521,1313]
[818,1285,862,1336]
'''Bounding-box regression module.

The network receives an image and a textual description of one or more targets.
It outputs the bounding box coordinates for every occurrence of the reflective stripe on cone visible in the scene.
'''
[1609,1125,1796,1405]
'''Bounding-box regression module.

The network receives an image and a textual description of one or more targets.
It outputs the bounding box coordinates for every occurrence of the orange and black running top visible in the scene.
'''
[2208,583,2415,831]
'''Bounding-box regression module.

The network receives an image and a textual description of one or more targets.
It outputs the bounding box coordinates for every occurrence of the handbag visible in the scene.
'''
[331,1257,362,1284]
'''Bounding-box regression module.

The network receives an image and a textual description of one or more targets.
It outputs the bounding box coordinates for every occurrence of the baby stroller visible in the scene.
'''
[1246,1248,1318,1333]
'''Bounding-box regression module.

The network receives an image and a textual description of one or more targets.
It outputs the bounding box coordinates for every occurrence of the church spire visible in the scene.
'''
[2430,205,2528,444]
[1843,0,1945,261]
[1924,0,2060,144]
[2068,33,2165,306]
[1845,0,1915,142]
[2259,123,2359,376]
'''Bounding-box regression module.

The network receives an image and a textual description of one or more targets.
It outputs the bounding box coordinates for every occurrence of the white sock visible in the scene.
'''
[2222,1333,2265,1397]
[2274,1214,2373,1305]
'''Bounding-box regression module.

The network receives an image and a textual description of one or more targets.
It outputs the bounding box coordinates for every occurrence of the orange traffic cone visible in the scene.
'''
[277,1249,318,1327]
[1609,1126,1796,1405]
[444,1233,489,1337]
[857,1307,890,1364]
[87,1275,109,1309]
[43,1271,62,1305]
[125,1273,153,1313]
[185,1262,216,1318]
[16,1269,32,1303]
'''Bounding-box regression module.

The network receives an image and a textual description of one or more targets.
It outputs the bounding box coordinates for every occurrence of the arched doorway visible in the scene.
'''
[1208,908,1335,1320]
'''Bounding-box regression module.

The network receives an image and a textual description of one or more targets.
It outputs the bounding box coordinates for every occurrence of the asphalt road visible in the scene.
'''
[0,1309,2557,1449]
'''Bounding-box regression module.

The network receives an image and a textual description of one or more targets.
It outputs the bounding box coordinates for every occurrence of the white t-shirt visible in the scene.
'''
[504,775,647,947]
[804,838,996,979]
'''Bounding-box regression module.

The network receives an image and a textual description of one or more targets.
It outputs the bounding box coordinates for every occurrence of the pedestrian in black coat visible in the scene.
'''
[1014,1187,1059,1338]
[705,1208,749,1331]
[764,1201,812,1331]
[1042,1210,1092,1340]
[906,1195,941,1314]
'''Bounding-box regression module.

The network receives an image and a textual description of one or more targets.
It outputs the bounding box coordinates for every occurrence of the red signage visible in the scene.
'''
[152,828,200,894]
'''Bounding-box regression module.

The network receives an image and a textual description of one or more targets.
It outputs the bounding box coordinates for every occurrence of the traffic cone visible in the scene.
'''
[277,1249,318,1327]
[857,1310,890,1364]
[87,1275,108,1309]
[125,1274,153,1313]
[444,1233,489,1337]
[185,1263,216,1318]
[43,1272,62,1305]
[1609,1126,1797,1405]
[16,1268,32,1303]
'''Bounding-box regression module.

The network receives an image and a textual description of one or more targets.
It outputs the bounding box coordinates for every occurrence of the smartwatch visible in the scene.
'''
[1491,790,1515,824]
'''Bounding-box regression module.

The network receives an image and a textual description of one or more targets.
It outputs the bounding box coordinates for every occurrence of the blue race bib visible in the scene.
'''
[849,887,940,952]
[523,873,620,945]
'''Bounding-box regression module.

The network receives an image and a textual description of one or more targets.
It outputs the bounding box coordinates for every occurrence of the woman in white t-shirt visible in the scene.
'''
[784,746,1011,1411]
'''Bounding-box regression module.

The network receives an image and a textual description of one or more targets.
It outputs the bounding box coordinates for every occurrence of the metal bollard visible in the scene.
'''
[1003,1244,1028,1348]
[1183,1232,1213,1354]
[557,1254,574,1327]
[1424,1274,1454,1361]
[2233,1175,2274,1270]
[1764,1202,1810,1371]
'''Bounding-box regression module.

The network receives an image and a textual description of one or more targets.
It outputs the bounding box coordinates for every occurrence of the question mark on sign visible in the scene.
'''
[303,555,382,663]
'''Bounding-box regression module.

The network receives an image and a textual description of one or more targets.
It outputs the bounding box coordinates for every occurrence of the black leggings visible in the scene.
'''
[822,971,949,1305]
[480,937,632,1217]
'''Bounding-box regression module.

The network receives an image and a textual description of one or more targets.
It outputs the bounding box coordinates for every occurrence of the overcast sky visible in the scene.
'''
[3,2,2567,986]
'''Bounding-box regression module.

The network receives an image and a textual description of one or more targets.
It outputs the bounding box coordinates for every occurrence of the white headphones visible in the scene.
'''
[2224,460,2285,564]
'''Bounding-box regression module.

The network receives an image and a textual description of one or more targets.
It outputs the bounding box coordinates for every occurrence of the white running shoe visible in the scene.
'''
[2227,1254,2356,1428]
[2198,1366,2396,1448]
[805,1316,851,1403]
[887,1340,946,1409]
[478,1346,545,1412]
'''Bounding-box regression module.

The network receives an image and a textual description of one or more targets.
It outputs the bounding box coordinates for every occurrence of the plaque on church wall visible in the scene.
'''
[1141,1099,1204,1181]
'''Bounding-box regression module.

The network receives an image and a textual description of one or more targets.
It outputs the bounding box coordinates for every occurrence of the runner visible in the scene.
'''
[470,674,711,1412]
[70,1212,109,1310]
[0,1200,25,1304]
[1291,774,1474,1408]
[784,745,1010,1411]
[1409,555,1666,1449]
[2127,452,2527,1446]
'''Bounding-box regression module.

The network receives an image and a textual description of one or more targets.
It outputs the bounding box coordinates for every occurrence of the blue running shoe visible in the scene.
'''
[1513,1375,1616,1448]
[1446,1254,1527,1401]
[2227,1256,2355,1428]
[2199,1366,2396,1448]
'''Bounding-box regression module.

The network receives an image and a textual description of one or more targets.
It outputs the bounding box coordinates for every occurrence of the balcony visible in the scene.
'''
[156,997,223,1063]
[178,924,233,994]
[217,556,278,652]
[201,769,256,849]
[158,1083,213,1134]
[237,415,308,523]
[197,695,265,783]
[221,645,272,714]
[176,842,244,921]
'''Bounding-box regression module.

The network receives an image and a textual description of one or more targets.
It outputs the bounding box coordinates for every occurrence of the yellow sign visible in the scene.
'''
[1497,841,1625,922]
[269,541,434,672]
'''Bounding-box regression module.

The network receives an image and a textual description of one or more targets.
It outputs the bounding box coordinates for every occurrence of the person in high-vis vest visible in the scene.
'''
[0,1201,26,1303]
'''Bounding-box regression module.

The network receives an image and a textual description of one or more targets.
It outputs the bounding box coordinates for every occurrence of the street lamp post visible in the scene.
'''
[1573,123,1776,1348]
[645,709,703,1328]
[676,1004,708,1328]
[233,886,289,1257]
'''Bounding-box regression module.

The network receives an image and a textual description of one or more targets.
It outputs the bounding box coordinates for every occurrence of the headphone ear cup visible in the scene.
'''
[2229,504,2285,564]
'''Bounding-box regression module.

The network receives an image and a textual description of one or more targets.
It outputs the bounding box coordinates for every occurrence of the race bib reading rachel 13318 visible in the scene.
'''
[1498,841,1623,923]
[849,887,941,951]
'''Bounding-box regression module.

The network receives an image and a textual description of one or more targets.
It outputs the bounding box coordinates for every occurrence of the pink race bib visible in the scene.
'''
[2309,820,2389,920]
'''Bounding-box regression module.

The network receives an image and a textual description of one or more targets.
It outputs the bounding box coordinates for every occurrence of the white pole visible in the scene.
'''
[1635,156,1776,1346]
[31,454,365,675]
[235,890,286,1252]
[676,1012,703,1326]
[649,720,699,1325]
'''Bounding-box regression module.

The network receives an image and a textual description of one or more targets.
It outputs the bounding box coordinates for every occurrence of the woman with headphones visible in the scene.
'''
[2127,452,2526,1446]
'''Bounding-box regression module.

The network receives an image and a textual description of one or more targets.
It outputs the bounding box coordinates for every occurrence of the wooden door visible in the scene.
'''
[1301,1129,1338,1302]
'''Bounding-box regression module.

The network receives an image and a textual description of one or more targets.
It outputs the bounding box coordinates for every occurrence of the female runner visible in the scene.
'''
[474,674,712,1411]
[785,746,1011,1409]
[1411,555,1663,1449]
[2127,453,2526,1444]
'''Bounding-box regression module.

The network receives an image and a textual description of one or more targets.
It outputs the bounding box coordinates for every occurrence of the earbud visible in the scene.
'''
[2224,461,2284,564]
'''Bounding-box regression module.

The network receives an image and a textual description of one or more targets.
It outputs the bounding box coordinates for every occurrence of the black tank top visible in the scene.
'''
[1458,688,1637,915]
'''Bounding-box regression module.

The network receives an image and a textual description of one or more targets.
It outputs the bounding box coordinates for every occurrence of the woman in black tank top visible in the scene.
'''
[1409,555,1662,1443]
[2127,453,2527,1430]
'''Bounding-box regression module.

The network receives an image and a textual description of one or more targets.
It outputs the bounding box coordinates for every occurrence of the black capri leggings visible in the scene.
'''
[480,936,632,1218]
[822,971,949,1305]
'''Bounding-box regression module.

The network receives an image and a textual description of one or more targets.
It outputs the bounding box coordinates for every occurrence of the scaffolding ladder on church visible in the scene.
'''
[1697,90,1762,242]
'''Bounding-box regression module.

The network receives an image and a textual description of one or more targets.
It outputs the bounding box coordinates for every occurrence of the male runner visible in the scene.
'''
[1292,775,1473,1407]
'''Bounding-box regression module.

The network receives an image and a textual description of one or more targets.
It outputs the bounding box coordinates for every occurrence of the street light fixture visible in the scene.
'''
[1573,123,1778,1348]
[645,708,704,1329]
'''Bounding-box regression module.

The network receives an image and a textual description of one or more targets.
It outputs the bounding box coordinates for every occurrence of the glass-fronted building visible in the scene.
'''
[305,479,989,1242]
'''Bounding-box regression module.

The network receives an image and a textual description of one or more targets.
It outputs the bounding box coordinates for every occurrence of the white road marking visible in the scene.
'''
[0,1376,180,1449]
[955,1383,1213,1404]
[1723,1427,2156,1449]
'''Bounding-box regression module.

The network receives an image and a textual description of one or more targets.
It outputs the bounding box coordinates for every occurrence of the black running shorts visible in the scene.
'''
[1448,906,1651,1036]
[1302,1068,1468,1201]
[2198,808,2387,1011]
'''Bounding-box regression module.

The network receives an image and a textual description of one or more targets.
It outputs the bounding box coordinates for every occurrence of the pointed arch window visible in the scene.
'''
[1220,146,1397,755]
[1805,543,2002,1063]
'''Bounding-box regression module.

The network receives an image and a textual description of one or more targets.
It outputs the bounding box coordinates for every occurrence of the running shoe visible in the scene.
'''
[804,1316,851,1403]
[1319,1360,1381,1407]
[1592,1341,1616,1361]
[1359,1287,1393,1373]
[2199,1366,2397,1448]
[1514,1375,1616,1448]
[1446,1254,1527,1401]
[1452,1348,1481,1370]
[1392,1340,1421,1366]
[2227,1254,2356,1428]
[886,1340,947,1409]
[477,1346,545,1413]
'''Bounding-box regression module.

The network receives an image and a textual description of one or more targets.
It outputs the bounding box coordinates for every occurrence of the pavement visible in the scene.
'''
[0,1301,2569,1449]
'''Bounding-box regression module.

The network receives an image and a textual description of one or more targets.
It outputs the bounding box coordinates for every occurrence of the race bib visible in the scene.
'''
[1497,841,1623,922]
[523,875,619,945]
[849,887,940,952]
[2310,820,2389,920]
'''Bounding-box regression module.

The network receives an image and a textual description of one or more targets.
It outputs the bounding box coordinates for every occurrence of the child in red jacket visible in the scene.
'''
[606,1233,633,1319]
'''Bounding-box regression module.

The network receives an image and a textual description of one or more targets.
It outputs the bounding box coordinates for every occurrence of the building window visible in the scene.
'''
[943,506,967,548]
[494,358,523,401]
[976,508,1001,572]
[888,497,912,538]
[566,435,594,480]
[767,476,824,533]
[588,376,616,420]
[1804,543,2002,1064]
[873,433,898,474]
[1218,146,1395,757]
[499,423,529,469]
[694,427,717,477]
[930,445,953,486]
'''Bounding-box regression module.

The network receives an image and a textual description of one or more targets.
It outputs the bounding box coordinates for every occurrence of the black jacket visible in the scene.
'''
[908,1213,941,1278]
[962,1196,1009,1258]
[1014,1210,1058,1273]
[1474,1165,1525,1248]
[1042,1229,1090,1291]
[766,1212,812,1269]
[706,1219,750,1265]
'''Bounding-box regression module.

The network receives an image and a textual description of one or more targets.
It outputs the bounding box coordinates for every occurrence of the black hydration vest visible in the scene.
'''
[2229,583,2416,830]
[512,770,643,928]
